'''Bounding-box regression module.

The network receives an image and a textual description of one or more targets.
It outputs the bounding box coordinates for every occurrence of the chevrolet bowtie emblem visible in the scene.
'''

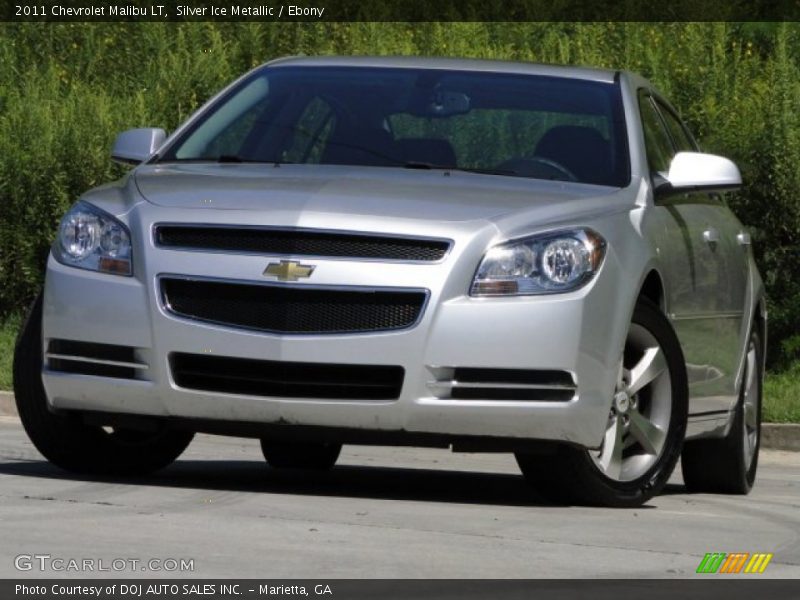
[263,260,316,281]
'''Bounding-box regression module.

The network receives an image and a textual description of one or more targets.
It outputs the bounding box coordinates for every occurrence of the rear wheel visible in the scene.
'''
[516,299,688,507]
[260,440,341,471]
[682,329,762,494]
[13,294,194,475]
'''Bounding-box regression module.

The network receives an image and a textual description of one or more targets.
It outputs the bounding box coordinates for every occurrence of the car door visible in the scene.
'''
[653,98,750,320]
[640,91,745,415]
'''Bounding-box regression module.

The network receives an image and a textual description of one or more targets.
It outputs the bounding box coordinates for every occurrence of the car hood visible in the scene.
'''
[134,163,628,229]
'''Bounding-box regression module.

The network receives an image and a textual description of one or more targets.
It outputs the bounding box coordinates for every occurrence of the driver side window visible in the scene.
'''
[656,100,697,153]
[638,92,675,174]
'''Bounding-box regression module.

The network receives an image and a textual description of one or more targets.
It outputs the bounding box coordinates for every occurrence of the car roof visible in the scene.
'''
[265,55,619,84]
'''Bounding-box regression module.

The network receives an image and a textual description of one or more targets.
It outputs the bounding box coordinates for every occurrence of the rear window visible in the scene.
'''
[160,66,630,187]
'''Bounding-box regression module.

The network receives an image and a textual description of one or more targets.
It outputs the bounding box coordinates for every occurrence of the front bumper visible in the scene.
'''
[41,217,627,450]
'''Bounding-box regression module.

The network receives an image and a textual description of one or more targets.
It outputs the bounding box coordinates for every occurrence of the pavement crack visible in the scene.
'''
[18,494,119,507]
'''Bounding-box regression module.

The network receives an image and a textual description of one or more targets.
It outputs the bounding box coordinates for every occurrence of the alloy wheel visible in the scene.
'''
[742,340,759,471]
[590,323,672,481]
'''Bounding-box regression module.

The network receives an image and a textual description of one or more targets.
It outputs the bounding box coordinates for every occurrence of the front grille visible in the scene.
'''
[171,353,404,400]
[155,225,451,262]
[46,339,145,379]
[161,278,427,334]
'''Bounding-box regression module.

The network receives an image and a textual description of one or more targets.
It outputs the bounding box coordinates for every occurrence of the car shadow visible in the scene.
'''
[661,482,689,496]
[0,458,670,508]
[0,458,556,507]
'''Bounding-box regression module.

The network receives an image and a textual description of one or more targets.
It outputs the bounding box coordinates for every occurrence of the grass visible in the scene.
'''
[764,364,800,423]
[2,24,800,371]
[0,313,20,391]
[0,311,797,421]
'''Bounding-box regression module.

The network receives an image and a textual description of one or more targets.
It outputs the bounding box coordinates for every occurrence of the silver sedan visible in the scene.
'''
[14,57,765,507]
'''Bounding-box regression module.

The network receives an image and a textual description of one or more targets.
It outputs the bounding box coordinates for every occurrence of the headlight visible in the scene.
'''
[471,228,605,296]
[53,202,133,276]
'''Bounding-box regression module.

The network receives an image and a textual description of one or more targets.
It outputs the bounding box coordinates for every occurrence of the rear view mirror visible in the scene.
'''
[409,90,471,118]
[656,151,742,196]
[111,128,166,165]
[429,90,471,116]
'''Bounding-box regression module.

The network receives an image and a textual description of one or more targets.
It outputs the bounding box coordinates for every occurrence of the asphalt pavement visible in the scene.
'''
[1,417,799,579]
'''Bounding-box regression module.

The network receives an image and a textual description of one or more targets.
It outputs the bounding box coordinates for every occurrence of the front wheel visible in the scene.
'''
[13,294,194,476]
[516,299,688,507]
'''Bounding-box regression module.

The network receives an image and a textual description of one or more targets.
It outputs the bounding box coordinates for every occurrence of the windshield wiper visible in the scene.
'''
[450,166,519,176]
[402,161,443,170]
[216,154,275,163]
[218,155,299,166]
[160,155,269,163]
[402,162,518,177]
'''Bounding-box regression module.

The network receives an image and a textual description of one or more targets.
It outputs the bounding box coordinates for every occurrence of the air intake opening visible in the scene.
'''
[429,367,576,402]
[46,339,145,379]
[454,368,575,387]
[171,353,405,400]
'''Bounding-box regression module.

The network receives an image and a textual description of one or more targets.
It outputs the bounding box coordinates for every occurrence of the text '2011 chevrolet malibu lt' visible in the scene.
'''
[13,57,765,507]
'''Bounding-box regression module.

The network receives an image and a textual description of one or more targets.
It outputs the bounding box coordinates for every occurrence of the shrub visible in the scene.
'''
[0,22,798,367]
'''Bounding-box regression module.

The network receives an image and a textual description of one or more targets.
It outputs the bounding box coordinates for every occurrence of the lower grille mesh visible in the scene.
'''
[161,278,427,334]
[171,353,404,400]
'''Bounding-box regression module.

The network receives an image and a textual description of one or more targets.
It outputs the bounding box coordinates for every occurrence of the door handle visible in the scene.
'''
[737,232,752,246]
[703,228,720,244]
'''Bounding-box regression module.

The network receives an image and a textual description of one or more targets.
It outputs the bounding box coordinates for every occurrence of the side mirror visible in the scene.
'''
[655,152,742,197]
[111,128,166,165]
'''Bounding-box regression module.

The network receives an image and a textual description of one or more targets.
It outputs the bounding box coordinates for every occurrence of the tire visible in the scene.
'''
[260,440,341,471]
[516,298,688,507]
[13,293,194,476]
[681,329,762,494]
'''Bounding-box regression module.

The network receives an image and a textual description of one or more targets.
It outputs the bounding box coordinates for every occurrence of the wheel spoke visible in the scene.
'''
[743,348,758,430]
[745,349,757,397]
[628,409,666,455]
[598,415,625,479]
[744,399,757,429]
[627,346,667,396]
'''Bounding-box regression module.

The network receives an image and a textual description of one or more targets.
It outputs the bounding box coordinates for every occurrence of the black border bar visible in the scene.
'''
[4,0,800,22]
[5,579,800,599]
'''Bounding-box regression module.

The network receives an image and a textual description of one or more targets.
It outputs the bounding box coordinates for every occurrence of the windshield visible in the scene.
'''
[159,66,630,187]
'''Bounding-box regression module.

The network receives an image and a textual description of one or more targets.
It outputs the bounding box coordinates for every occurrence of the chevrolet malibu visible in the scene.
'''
[13,57,765,507]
